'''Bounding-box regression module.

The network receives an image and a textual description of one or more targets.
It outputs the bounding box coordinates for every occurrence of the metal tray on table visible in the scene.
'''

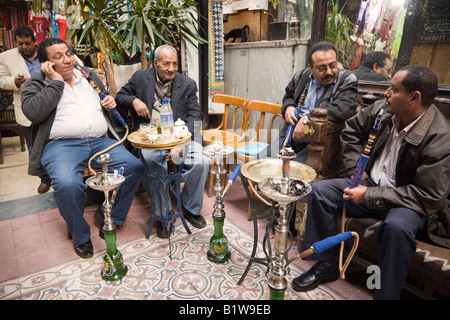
[240,158,317,183]
[127,131,191,150]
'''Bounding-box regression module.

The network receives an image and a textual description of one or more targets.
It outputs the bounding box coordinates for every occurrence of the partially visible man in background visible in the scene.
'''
[352,51,392,82]
[0,26,51,193]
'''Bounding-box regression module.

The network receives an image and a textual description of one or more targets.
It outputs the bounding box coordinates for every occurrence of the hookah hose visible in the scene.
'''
[282,107,301,148]
[74,65,130,175]
[286,231,359,272]
[282,83,308,149]
[221,164,242,199]
[337,107,385,279]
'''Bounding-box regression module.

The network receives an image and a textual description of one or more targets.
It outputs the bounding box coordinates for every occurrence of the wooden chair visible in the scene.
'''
[201,94,249,197]
[232,100,285,220]
[201,94,248,146]
[0,107,26,164]
[233,100,284,164]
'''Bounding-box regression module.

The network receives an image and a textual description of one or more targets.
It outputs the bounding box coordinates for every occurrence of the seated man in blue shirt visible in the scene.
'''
[258,42,358,164]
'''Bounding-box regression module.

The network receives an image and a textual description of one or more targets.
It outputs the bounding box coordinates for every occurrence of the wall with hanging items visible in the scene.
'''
[0,0,76,52]
[0,0,29,52]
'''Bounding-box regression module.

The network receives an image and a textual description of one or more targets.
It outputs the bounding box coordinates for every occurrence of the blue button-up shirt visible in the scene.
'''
[300,76,336,116]
[21,52,40,76]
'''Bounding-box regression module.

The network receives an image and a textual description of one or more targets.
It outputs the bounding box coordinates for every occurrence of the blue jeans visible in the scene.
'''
[41,137,144,245]
[141,140,210,217]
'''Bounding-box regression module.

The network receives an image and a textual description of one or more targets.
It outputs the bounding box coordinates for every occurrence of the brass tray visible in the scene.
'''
[127,131,192,150]
[241,158,317,183]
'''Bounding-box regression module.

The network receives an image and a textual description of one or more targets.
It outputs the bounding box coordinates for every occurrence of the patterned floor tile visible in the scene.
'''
[1,216,345,300]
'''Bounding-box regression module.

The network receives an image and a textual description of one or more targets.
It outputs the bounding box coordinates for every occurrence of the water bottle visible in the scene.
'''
[160,99,174,139]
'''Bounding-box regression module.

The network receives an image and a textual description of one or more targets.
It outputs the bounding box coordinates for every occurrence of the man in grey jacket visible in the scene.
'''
[258,42,358,163]
[293,66,450,299]
[21,38,144,259]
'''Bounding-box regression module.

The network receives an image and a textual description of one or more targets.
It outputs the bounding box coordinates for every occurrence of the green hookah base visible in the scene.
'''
[269,288,285,300]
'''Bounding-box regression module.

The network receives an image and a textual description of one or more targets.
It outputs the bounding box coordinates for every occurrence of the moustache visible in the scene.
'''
[323,75,335,80]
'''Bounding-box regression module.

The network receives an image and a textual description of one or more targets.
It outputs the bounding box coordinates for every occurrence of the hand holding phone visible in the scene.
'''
[15,73,27,86]
[41,61,63,81]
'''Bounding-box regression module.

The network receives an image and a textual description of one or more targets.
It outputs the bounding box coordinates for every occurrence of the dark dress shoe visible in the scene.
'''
[37,181,51,194]
[182,206,206,228]
[156,221,168,239]
[73,239,93,259]
[94,206,105,239]
[292,262,339,292]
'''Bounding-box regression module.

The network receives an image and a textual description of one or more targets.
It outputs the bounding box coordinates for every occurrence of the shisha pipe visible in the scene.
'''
[258,148,359,300]
[203,142,241,263]
[338,108,384,279]
[77,65,130,281]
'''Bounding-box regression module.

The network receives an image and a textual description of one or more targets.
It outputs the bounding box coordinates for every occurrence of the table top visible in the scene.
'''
[127,131,192,150]
[241,158,317,183]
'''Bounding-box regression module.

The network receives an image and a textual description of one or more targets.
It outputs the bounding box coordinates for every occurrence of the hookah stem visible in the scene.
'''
[74,65,130,175]
[110,167,124,206]
[338,107,384,278]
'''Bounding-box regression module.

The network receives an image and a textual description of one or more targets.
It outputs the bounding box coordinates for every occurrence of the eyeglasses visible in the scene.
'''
[315,62,338,73]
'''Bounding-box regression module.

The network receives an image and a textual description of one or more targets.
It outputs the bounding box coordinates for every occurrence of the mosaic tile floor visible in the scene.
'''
[1,215,346,301]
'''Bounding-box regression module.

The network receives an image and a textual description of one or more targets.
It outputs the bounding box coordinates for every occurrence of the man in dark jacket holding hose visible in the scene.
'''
[258,42,358,164]
[293,66,450,299]
[21,38,143,259]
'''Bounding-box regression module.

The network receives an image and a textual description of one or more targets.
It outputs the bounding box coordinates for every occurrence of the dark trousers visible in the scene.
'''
[303,178,427,300]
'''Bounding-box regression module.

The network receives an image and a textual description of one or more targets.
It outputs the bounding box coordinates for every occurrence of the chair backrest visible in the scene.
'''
[212,94,248,132]
[0,109,18,126]
[242,100,284,145]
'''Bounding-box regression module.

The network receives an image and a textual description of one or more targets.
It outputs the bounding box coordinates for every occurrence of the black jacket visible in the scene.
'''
[280,68,358,137]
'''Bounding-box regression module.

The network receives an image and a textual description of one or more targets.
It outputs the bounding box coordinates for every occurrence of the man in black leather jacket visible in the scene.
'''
[258,42,358,163]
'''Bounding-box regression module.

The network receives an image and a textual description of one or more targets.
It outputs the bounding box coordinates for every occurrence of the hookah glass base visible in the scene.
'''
[270,289,285,300]
[207,217,231,263]
[101,230,128,281]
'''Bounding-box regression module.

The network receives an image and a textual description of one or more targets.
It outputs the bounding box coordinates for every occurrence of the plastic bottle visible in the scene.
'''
[160,99,174,139]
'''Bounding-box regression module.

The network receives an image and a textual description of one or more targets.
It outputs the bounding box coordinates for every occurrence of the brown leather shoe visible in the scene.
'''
[37,182,51,194]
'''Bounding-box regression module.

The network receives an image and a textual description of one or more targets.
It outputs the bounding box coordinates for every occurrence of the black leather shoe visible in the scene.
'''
[73,239,93,259]
[182,205,206,228]
[292,262,339,292]
[94,206,105,239]
[156,221,168,239]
